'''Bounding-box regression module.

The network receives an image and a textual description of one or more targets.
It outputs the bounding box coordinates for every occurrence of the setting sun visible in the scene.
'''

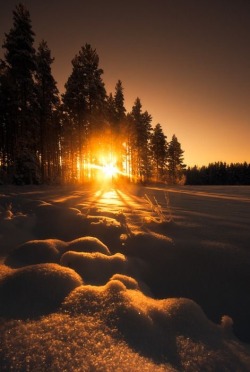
[102,163,118,178]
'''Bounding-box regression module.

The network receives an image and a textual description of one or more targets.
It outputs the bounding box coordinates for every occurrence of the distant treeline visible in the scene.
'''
[185,162,250,185]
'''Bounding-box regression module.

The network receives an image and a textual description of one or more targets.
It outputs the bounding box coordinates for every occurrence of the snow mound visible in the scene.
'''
[123,231,173,259]
[87,218,124,251]
[123,231,250,343]
[0,263,83,319]
[109,273,141,290]
[4,239,66,268]
[109,273,152,295]
[67,236,111,255]
[60,251,127,284]
[61,280,250,369]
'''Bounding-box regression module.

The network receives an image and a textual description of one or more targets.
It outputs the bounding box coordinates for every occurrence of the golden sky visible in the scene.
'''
[1,0,250,166]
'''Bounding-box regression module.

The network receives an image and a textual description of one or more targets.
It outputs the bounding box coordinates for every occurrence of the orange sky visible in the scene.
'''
[1,0,250,166]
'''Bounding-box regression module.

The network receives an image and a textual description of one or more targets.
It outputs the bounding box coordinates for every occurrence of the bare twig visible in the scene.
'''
[144,192,173,223]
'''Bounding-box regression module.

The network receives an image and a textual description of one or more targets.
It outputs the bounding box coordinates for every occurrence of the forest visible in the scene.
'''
[0,4,186,186]
[186,162,250,185]
[1,4,249,187]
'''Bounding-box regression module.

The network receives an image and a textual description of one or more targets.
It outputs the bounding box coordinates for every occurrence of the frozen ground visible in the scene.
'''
[0,183,250,371]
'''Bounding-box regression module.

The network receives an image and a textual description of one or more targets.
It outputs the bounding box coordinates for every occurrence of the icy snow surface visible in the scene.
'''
[0,183,250,371]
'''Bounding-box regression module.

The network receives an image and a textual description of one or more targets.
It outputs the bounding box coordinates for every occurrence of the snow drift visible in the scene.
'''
[67,236,111,255]
[4,239,64,267]
[61,251,127,284]
[0,263,83,318]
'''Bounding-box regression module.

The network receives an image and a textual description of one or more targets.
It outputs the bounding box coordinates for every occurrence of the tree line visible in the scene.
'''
[185,162,250,185]
[0,3,185,185]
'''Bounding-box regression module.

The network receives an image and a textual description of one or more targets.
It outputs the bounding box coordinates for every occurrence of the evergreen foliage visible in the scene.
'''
[186,162,250,185]
[1,3,39,183]
[62,43,107,182]
[0,3,189,185]
[151,123,168,182]
[106,80,127,173]
[2,4,249,187]
[36,40,60,183]
[129,98,153,182]
[167,135,186,184]
[114,80,126,122]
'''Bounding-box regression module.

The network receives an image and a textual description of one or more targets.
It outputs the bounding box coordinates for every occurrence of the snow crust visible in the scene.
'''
[0,184,250,370]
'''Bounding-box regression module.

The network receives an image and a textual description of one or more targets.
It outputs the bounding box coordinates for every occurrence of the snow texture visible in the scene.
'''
[0,263,83,319]
[61,251,127,284]
[67,236,111,255]
[0,184,250,370]
[4,239,64,267]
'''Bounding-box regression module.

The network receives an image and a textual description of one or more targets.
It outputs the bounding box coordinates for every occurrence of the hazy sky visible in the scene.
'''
[1,0,250,166]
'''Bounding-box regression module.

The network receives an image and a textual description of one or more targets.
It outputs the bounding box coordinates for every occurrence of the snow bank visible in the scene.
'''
[0,263,83,319]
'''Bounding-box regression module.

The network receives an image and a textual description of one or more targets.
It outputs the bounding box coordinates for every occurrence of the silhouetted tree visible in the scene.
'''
[129,98,152,182]
[106,93,116,123]
[167,134,185,184]
[113,80,127,170]
[185,162,250,185]
[2,3,39,183]
[36,40,60,183]
[1,3,188,186]
[151,123,168,182]
[114,80,126,121]
[0,60,12,180]
[104,92,116,164]
[62,44,106,181]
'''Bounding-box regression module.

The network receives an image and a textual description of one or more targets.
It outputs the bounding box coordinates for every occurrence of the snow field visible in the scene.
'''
[0,184,250,370]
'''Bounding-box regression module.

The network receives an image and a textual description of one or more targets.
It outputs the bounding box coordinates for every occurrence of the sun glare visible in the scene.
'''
[83,149,130,183]
[102,163,118,178]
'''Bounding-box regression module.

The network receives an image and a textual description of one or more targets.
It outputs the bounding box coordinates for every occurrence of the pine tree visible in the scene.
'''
[151,123,168,182]
[112,80,126,171]
[129,98,142,182]
[114,80,126,122]
[167,134,185,184]
[62,44,106,181]
[129,98,152,182]
[2,3,39,183]
[36,40,60,183]
[0,60,12,180]
[106,93,116,124]
[104,93,118,173]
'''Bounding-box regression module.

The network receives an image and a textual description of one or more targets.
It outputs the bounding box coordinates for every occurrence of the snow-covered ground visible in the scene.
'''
[0,183,250,371]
